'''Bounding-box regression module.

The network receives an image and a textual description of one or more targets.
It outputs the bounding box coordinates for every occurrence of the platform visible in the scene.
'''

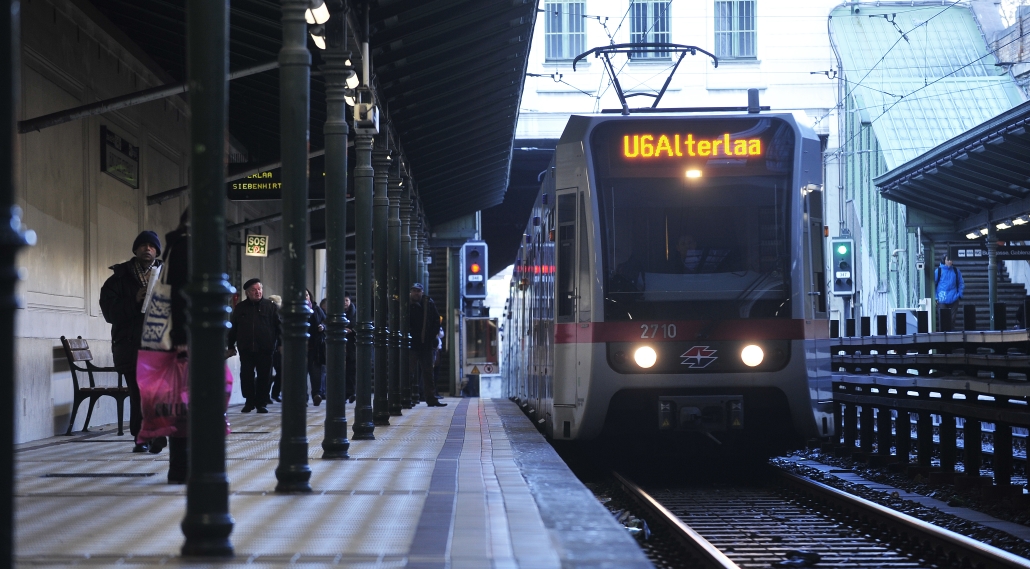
[14,397,650,568]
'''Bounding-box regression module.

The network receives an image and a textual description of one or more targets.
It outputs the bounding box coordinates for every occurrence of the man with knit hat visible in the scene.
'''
[227,278,281,412]
[100,230,162,452]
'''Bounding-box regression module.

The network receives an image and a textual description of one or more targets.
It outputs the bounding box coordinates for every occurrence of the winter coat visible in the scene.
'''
[935,263,964,305]
[408,296,441,350]
[228,297,281,353]
[99,258,162,373]
[163,227,188,347]
[308,303,327,364]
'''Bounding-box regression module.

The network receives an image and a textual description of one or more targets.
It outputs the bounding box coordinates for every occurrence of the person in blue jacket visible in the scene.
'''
[935,254,964,327]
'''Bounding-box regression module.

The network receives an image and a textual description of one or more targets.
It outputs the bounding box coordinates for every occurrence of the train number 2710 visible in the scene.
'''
[640,323,677,339]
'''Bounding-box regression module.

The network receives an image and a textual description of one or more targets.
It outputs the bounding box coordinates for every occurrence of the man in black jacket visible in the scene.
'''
[408,283,446,407]
[99,230,162,452]
[227,278,281,413]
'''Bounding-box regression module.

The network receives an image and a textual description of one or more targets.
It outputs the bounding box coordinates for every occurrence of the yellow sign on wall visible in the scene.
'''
[245,235,269,257]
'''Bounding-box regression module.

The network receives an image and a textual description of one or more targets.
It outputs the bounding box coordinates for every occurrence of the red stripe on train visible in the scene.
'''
[554,319,827,344]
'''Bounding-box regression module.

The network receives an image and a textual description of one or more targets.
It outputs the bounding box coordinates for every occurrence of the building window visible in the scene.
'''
[630,1,671,59]
[544,1,586,61]
[715,0,756,59]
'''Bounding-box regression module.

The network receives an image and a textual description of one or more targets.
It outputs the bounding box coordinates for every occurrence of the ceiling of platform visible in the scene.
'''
[84,0,536,226]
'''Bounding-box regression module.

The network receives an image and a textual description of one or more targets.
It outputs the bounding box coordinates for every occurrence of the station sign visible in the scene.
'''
[245,234,269,257]
[947,244,1030,261]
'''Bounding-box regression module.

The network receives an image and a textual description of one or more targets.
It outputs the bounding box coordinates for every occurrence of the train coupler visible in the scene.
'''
[657,395,744,432]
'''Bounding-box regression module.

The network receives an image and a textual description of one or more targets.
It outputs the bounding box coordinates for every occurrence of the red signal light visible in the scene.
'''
[470,263,481,274]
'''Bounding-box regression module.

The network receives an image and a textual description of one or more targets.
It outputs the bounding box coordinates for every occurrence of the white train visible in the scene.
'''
[503,112,834,451]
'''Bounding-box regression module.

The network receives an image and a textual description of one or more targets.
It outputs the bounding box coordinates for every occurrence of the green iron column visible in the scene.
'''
[320,0,350,460]
[275,0,313,494]
[387,169,403,416]
[182,0,234,556]
[352,129,375,440]
[371,137,391,425]
[1,2,34,566]
[398,184,412,410]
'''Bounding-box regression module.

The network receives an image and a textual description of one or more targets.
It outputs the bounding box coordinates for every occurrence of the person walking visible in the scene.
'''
[267,294,283,403]
[408,283,446,407]
[99,230,162,453]
[935,253,964,330]
[162,211,190,483]
[227,278,280,413]
[305,289,327,405]
[343,294,357,403]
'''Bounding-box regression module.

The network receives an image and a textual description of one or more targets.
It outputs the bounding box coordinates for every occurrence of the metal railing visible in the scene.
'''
[829,310,1029,495]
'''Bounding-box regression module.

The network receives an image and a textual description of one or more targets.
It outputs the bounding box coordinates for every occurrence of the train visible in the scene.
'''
[503,111,834,451]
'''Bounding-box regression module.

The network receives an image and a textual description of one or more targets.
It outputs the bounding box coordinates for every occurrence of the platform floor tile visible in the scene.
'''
[15,397,649,568]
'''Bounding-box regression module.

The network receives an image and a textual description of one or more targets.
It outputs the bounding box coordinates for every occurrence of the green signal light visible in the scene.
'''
[837,244,848,255]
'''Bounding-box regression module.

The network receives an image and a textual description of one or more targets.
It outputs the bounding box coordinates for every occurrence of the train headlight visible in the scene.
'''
[633,346,657,369]
[741,344,764,367]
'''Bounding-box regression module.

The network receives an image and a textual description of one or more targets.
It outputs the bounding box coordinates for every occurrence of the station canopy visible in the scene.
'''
[85,0,536,226]
[875,100,1030,239]
[829,2,1027,240]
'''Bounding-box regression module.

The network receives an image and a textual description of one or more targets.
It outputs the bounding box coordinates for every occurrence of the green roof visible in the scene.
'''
[829,2,1024,169]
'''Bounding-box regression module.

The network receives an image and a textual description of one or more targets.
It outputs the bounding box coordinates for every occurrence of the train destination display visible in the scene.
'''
[622,133,763,158]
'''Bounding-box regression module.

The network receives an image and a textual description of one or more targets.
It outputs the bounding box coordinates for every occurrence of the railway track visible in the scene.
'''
[613,468,1030,569]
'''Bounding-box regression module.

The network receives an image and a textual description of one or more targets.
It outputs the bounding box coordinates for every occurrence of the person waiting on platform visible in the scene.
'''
[227,278,281,413]
[99,230,162,453]
[935,253,964,330]
[408,283,447,407]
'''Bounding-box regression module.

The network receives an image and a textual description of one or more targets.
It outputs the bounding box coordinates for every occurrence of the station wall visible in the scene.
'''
[12,0,309,443]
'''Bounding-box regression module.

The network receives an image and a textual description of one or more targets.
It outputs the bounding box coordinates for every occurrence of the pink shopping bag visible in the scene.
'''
[137,350,234,440]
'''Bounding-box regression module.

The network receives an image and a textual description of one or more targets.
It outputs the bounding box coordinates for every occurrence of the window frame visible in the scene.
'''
[629,0,672,60]
[714,0,757,60]
[543,0,587,62]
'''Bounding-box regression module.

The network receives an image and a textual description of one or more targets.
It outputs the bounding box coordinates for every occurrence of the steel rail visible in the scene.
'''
[774,467,1030,569]
[612,472,740,569]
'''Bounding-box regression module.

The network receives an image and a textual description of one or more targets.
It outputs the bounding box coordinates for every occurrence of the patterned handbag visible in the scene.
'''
[140,263,173,351]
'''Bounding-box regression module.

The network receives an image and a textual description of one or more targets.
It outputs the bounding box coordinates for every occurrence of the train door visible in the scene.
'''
[804,187,827,319]
[555,189,579,407]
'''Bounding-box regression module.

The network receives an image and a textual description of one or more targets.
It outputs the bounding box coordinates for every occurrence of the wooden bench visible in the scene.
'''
[60,336,129,436]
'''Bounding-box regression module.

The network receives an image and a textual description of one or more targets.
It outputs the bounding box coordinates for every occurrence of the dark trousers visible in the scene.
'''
[125,370,142,441]
[168,436,188,483]
[409,348,439,405]
[308,357,325,399]
[239,350,273,406]
[345,348,356,399]
[269,350,282,400]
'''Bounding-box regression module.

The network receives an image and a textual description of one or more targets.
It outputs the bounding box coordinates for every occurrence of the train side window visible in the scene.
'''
[557,192,577,323]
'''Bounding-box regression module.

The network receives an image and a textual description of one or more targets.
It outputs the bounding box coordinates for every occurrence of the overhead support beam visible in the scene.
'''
[18,60,277,134]
[225,198,353,233]
[148,149,326,205]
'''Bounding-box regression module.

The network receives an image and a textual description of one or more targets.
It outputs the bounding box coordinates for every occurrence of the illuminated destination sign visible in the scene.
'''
[593,117,795,179]
[622,133,762,158]
[228,171,282,200]
[233,171,282,191]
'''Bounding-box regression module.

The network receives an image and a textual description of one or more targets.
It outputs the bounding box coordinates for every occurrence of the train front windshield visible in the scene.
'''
[592,117,796,321]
